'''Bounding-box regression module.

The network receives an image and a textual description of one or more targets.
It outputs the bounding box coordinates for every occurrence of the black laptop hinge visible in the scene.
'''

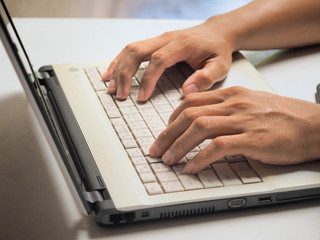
[84,190,104,203]
[28,71,51,85]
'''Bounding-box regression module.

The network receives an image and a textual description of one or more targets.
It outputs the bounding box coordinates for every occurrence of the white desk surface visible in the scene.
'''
[0,18,319,240]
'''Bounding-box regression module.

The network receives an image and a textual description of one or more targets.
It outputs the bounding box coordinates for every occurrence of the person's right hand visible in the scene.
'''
[102,17,237,101]
[149,87,320,174]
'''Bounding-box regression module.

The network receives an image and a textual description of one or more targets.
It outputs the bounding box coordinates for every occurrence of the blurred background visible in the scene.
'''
[6,0,252,20]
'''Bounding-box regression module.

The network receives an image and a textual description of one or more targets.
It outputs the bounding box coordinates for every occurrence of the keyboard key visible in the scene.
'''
[137,137,155,148]
[92,81,107,91]
[136,164,152,173]
[98,93,114,102]
[197,170,223,188]
[114,125,130,134]
[143,115,163,124]
[225,154,247,162]
[145,182,163,195]
[178,175,204,190]
[156,172,178,182]
[123,113,143,122]
[132,128,152,138]
[231,162,251,171]
[236,170,262,184]
[165,65,186,89]
[185,152,198,161]
[150,163,172,173]
[145,156,163,163]
[114,98,134,107]
[110,118,126,126]
[135,69,145,82]
[151,130,162,138]
[154,104,173,113]
[118,131,134,140]
[139,108,158,117]
[213,157,227,164]
[102,102,117,111]
[130,156,147,165]
[198,139,212,150]
[172,164,187,175]
[212,163,242,186]
[127,120,147,130]
[97,66,107,76]
[148,122,166,132]
[119,106,139,115]
[122,139,138,149]
[141,145,150,156]
[127,148,143,158]
[161,181,184,193]
[177,62,194,78]
[107,109,121,118]
[140,172,157,183]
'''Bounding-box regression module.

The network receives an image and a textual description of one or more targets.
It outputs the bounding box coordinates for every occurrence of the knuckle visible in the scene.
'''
[124,42,140,54]
[181,107,199,122]
[176,32,192,42]
[228,86,246,95]
[217,58,230,74]
[192,116,209,130]
[160,30,176,39]
[221,85,246,99]
[196,70,212,86]
[124,42,144,56]
[183,93,199,106]
[213,137,230,150]
[150,52,166,67]
[229,100,253,112]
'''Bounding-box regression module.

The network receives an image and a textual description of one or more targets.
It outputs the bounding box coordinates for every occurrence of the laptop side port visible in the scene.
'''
[259,197,272,203]
[124,212,135,222]
[227,198,246,208]
[109,214,123,224]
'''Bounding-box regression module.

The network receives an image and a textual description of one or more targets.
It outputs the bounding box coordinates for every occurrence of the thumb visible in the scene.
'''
[182,57,230,95]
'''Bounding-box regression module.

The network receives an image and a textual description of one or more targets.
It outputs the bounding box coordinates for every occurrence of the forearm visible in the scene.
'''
[209,0,320,51]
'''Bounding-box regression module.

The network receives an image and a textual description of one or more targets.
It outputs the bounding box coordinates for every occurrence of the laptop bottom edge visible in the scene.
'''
[93,187,320,226]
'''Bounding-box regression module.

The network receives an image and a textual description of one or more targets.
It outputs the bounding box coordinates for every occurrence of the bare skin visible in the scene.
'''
[102,0,320,173]
[149,87,320,174]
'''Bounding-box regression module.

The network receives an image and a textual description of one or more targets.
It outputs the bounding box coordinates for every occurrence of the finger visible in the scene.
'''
[161,116,242,166]
[106,35,173,99]
[137,37,196,101]
[184,134,245,174]
[182,56,231,96]
[168,90,225,125]
[102,53,121,81]
[149,103,230,158]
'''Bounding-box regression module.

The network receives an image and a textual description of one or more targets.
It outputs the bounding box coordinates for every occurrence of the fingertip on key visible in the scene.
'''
[149,142,159,157]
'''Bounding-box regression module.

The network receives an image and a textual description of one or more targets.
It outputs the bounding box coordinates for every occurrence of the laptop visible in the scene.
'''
[1,0,319,226]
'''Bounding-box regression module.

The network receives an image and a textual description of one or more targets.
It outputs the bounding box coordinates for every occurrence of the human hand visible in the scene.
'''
[102,17,236,101]
[149,86,320,174]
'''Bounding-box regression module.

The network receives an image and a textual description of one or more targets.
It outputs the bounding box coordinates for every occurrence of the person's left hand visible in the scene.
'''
[149,86,320,174]
[102,18,236,101]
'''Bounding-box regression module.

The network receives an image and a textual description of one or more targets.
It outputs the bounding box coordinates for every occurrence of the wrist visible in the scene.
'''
[204,12,248,53]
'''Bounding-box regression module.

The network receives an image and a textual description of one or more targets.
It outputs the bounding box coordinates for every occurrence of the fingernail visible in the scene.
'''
[102,70,111,80]
[184,83,198,95]
[184,161,195,174]
[138,87,145,101]
[108,79,116,93]
[149,142,159,156]
[116,86,123,99]
[162,151,173,165]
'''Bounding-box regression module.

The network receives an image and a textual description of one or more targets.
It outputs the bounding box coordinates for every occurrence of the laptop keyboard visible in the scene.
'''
[84,63,262,195]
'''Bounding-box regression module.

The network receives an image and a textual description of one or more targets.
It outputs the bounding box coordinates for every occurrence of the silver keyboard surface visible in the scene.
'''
[84,63,262,195]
